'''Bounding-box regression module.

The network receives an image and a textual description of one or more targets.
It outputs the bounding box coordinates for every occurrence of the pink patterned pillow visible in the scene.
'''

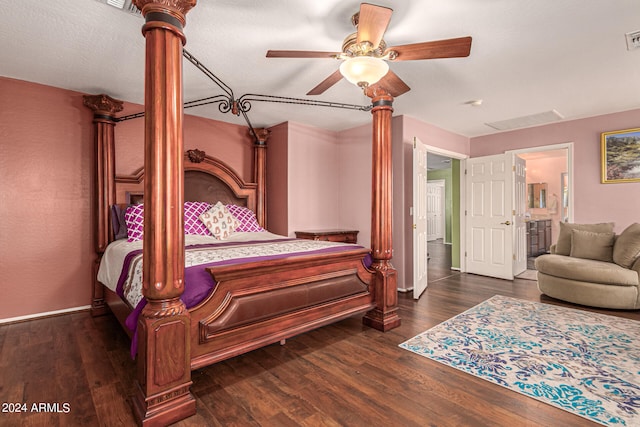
[124,204,145,242]
[200,202,240,240]
[124,202,213,242]
[226,204,265,232]
[184,201,212,236]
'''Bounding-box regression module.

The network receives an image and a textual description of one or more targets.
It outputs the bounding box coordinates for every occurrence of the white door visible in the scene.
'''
[513,155,527,275]
[413,137,429,299]
[427,180,445,241]
[465,154,514,280]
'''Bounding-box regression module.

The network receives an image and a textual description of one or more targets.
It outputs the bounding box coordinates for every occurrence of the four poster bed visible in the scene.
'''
[94,147,378,368]
[84,0,400,425]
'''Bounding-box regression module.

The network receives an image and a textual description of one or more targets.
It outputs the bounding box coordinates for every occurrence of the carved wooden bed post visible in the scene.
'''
[253,128,269,228]
[363,87,401,331]
[132,0,197,425]
[83,94,123,316]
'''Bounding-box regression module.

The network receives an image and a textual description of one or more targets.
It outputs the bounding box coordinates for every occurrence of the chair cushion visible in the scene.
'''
[555,222,615,256]
[569,229,615,262]
[613,223,640,268]
[535,254,639,286]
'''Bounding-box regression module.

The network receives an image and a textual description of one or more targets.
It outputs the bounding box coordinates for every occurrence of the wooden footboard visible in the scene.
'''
[99,247,375,370]
[191,248,375,369]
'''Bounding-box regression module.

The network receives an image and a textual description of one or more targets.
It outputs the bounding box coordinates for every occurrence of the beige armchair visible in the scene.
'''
[535,222,640,309]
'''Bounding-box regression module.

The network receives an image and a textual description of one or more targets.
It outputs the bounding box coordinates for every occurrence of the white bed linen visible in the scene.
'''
[97,231,289,293]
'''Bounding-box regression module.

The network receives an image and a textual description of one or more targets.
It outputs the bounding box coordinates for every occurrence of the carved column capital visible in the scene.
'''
[252,128,270,146]
[83,94,123,118]
[135,0,196,45]
[364,85,393,101]
[134,0,196,22]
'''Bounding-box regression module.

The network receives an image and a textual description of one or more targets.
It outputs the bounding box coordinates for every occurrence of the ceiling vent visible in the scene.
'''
[625,30,640,51]
[485,110,564,131]
[100,0,141,17]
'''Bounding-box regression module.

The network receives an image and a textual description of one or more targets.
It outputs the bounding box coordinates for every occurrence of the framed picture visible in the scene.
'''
[601,127,640,183]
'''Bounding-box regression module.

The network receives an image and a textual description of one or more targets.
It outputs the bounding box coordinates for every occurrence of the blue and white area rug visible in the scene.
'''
[399,295,640,426]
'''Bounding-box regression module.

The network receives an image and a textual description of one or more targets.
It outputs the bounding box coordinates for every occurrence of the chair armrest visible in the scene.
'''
[631,257,640,277]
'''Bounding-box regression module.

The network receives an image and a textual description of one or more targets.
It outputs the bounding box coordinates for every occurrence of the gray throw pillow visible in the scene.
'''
[111,204,128,240]
[555,222,615,256]
[569,229,615,262]
[613,223,640,268]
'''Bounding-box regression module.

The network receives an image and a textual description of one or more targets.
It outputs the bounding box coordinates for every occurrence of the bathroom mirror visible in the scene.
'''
[528,183,547,208]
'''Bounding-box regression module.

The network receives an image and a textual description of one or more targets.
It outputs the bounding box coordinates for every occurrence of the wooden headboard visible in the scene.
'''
[184,170,249,207]
[114,149,257,214]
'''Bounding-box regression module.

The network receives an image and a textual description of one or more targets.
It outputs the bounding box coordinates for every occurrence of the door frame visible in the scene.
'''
[459,142,574,274]
[424,146,468,271]
[506,142,574,224]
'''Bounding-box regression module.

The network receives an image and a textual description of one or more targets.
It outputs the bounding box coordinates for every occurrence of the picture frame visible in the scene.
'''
[601,127,640,183]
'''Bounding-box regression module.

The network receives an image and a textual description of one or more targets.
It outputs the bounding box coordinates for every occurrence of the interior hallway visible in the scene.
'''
[427,239,461,283]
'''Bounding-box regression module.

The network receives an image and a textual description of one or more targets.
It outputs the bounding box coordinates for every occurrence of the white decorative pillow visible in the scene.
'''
[199,202,240,240]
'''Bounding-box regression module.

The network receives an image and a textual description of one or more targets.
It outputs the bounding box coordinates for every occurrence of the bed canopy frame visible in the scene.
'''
[83,0,400,425]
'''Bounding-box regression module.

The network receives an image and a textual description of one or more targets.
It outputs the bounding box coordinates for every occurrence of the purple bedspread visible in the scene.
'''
[115,239,372,358]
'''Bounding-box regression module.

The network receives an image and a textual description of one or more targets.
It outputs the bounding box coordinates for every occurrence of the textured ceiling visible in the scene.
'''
[2,0,639,137]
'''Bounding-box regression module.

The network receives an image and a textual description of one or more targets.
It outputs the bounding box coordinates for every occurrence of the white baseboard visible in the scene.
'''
[0,305,91,325]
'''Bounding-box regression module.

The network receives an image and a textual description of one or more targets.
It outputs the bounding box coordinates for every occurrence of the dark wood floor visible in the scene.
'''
[2,241,638,426]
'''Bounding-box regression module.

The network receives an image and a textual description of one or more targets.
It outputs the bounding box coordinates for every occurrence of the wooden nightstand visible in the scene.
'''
[295,229,359,244]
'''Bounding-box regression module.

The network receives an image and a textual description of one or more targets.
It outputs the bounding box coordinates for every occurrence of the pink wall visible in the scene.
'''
[266,121,373,245]
[0,77,94,319]
[402,115,470,155]
[337,123,373,248]
[285,122,341,236]
[184,115,254,182]
[114,103,254,182]
[471,109,640,233]
[0,77,258,321]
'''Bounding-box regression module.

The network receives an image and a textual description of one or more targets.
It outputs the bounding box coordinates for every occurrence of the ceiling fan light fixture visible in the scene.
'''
[339,56,389,89]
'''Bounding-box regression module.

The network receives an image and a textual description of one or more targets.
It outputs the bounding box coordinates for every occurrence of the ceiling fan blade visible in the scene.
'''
[375,70,411,97]
[357,3,393,49]
[387,36,472,61]
[266,50,341,59]
[307,69,344,95]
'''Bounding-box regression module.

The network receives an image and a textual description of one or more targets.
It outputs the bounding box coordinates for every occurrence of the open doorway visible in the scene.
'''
[426,152,454,273]
[513,145,572,273]
[399,140,467,295]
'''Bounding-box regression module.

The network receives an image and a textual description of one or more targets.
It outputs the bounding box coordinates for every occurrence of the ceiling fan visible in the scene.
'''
[266,3,472,97]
